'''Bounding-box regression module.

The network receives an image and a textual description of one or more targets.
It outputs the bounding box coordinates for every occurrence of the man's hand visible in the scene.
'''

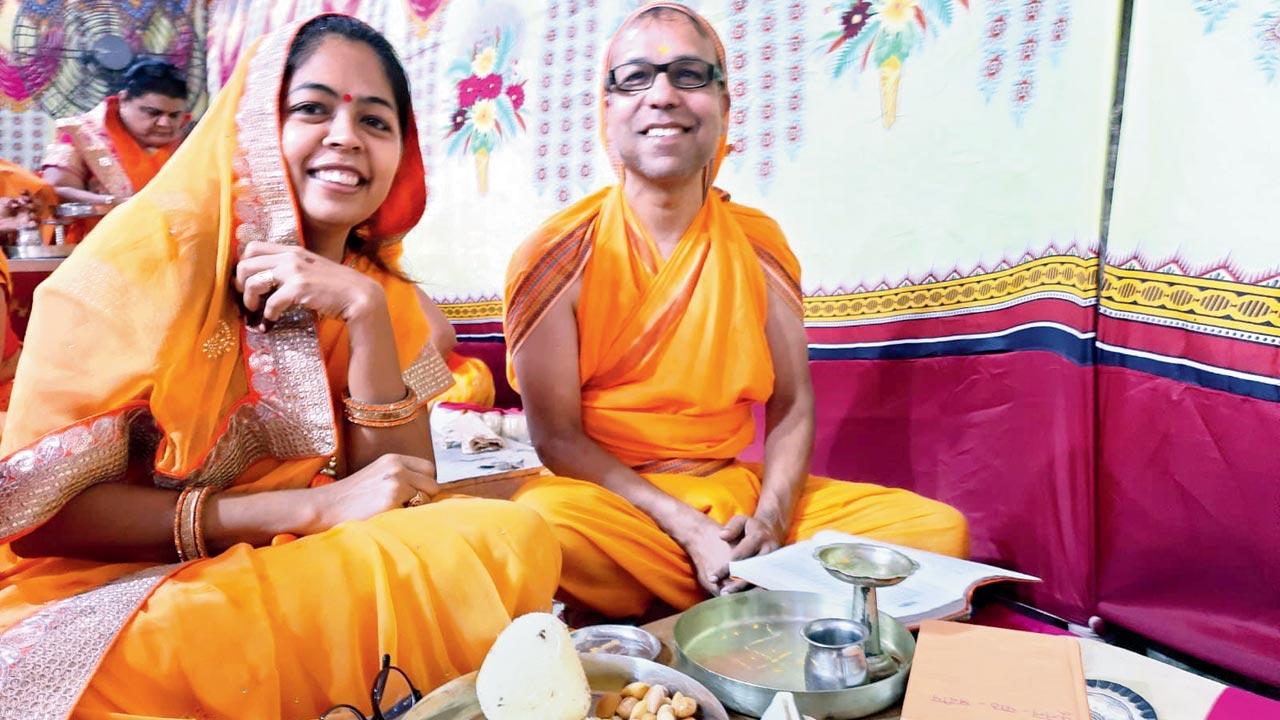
[716,513,787,594]
[674,514,738,597]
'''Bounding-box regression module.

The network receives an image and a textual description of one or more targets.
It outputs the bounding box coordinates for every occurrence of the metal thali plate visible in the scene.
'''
[405,652,729,719]
[673,591,914,719]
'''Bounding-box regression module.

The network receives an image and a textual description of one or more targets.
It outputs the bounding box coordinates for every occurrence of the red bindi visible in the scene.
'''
[341,93,353,103]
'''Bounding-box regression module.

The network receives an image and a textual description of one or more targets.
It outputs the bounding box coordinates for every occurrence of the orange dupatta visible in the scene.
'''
[504,2,803,471]
[0,16,440,717]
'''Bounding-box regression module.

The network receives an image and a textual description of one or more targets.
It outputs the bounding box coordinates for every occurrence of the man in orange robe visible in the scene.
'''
[40,59,188,243]
[505,2,968,619]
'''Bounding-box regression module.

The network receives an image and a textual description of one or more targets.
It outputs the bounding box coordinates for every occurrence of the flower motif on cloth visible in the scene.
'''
[979,0,1072,125]
[1187,0,1280,84]
[821,0,969,128]
[1255,4,1280,82]
[445,26,527,196]
[722,0,804,189]
[533,0,600,206]
[1193,0,1240,33]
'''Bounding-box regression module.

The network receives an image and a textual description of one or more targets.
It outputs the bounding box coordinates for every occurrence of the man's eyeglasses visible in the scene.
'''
[607,59,724,92]
[320,654,423,720]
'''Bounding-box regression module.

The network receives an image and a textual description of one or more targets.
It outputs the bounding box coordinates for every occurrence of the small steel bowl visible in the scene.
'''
[571,624,663,661]
[814,543,919,587]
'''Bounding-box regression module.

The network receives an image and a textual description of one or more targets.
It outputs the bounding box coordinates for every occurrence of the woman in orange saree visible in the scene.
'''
[0,16,558,720]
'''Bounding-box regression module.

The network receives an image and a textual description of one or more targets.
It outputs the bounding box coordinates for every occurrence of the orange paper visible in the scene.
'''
[901,621,1090,720]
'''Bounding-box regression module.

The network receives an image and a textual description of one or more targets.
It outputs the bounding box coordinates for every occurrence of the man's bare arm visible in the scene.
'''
[513,278,732,593]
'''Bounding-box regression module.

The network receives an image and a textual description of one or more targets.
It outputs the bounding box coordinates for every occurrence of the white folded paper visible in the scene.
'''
[760,692,816,720]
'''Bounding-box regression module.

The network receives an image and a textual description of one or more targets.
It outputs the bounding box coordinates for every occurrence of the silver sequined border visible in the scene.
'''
[0,566,172,720]
[404,343,456,404]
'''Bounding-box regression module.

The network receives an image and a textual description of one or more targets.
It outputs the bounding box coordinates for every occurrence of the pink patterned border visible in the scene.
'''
[806,239,1099,297]
[1105,250,1280,286]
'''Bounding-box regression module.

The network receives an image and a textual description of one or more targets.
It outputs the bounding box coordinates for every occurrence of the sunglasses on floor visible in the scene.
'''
[320,654,423,720]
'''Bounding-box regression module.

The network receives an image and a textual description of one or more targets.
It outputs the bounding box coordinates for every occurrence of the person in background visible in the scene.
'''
[40,59,189,242]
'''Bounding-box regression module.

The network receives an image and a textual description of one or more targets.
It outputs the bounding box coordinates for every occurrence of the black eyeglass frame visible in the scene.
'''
[321,654,424,720]
[606,59,725,92]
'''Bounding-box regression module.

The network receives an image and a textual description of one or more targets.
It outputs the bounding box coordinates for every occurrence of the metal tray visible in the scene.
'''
[3,244,74,259]
[405,652,730,720]
[673,591,914,719]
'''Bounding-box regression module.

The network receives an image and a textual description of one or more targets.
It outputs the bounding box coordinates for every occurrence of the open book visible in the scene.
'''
[727,530,1039,627]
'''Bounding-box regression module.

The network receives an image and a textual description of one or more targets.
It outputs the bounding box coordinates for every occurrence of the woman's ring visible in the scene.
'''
[251,270,277,292]
[405,491,428,507]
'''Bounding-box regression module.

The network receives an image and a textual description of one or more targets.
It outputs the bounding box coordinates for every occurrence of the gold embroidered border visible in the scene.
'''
[803,255,1098,323]
[633,457,733,477]
[58,111,134,199]
[1101,265,1280,339]
[441,299,505,321]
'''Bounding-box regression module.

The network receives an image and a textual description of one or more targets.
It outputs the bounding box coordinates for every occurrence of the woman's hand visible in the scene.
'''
[304,453,439,533]
[234,240,385,327]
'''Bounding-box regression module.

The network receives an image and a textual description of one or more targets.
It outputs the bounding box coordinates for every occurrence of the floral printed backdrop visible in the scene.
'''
[5,1,1275,332]
[199,0,1119,319]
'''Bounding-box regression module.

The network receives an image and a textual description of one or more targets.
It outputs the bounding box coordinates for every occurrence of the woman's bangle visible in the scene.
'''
[342,387,420,428]
[174,486,216,562]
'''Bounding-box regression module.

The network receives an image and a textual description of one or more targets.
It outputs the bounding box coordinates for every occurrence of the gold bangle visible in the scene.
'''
[342,387,420,427]
[344,409,422,428]
[174,486,215,562]
[173,488,190,562]
[192,485,211,559]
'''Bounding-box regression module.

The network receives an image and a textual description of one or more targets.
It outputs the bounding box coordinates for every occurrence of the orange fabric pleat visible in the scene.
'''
[434,353,496,408]
[505,184,800,468]
[70,499,559,720]
[514,466,968,618]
